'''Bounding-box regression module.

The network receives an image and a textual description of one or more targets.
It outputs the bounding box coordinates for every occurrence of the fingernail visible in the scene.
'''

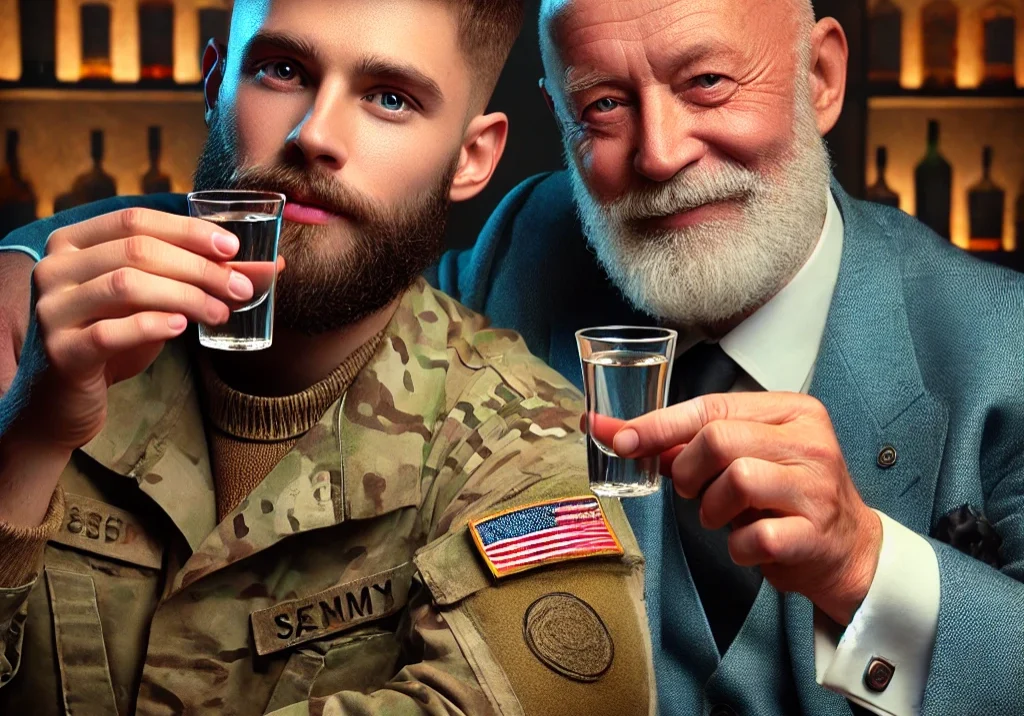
[214,232,239,255]
[614,429,639,455]
[167,315,187,331]
[228,271,254,300]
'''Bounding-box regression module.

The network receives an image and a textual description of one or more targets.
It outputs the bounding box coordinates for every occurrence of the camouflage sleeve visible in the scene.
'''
[0,487,64,687]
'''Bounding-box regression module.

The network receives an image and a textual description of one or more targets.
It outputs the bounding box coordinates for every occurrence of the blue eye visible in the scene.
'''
[697,74,723,88]
[379,93,406,111]
[594,98,618,112]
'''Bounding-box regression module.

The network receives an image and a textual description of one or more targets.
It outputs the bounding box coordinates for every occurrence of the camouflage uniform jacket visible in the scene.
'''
[0,280,656,716]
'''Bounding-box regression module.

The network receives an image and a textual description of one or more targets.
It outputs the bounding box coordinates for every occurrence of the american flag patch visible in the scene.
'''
[469,496,624,579]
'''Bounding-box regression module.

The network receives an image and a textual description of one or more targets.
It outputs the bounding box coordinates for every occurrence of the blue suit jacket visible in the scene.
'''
[2,178,1024,713]
[429,172,1024,714]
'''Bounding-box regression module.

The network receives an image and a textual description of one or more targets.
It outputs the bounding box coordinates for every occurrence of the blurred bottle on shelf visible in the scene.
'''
[866,147,901,209]
[54,130,117,213]
[80,2,113,81]
[868,0,902,87]
[1015,184,1024,255]
[139,1,175,82]
[0,130,38,239]
[981,2,1017,88]
[142,127,172,195]
[968,147,1005,253]
[18,0,57,86]
[915,120,952,240]
[922,0,959,89]
[198,7,232,65]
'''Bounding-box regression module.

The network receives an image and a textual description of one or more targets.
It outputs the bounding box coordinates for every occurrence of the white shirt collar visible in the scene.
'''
[715,189,844,393]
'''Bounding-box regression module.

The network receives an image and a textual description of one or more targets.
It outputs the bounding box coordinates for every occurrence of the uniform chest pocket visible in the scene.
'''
[263,623,403,712]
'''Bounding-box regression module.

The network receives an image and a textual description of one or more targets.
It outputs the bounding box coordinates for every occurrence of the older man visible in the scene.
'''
[427,1,1024,715]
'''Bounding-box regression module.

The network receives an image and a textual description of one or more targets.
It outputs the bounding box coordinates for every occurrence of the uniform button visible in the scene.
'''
[864,657,895,692]
[877,445,897,469]
[709,705,738,716]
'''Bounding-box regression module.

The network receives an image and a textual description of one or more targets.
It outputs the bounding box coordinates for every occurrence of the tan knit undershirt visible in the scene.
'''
[199,332,385,522]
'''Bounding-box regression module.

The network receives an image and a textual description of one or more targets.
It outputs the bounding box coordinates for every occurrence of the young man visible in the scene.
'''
[0,2,655,714]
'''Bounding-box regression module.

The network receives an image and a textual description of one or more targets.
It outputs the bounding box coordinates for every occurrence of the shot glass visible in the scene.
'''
[576,326,678,497]
[187,190,285,351]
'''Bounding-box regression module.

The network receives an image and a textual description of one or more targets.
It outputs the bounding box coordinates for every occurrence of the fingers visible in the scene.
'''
[46,208,239,260]
[37,268,231,329]
[587,413,628,445]
[35,236,254,303]
[728,515,817,567]
[697,457,804,530]
[669,420,791,499]
[612,392,820,458]
[48,312,188,374]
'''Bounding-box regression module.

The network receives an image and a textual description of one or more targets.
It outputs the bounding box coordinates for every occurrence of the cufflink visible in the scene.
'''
[864,657,895,692]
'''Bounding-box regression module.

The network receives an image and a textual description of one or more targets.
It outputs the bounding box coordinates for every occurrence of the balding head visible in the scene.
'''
[534,0,848,332]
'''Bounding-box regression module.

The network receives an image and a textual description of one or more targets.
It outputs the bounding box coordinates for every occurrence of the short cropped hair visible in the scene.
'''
[450,1,525,106]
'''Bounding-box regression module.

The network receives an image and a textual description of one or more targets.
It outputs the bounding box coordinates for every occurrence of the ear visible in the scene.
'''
[539,77,556,116]
[202,40,227,125]
[449,112,509,203]
[808,18,848,136]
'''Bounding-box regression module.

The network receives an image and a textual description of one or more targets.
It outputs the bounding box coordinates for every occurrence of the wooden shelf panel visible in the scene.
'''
[0,86,204,103]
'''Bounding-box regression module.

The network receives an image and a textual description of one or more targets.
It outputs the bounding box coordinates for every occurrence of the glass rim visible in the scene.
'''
[187,190,287,205]
[576,325,678,344]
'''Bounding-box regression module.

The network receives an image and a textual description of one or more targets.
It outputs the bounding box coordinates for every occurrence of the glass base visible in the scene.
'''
[198,335,272,351]
[591,482,660,498]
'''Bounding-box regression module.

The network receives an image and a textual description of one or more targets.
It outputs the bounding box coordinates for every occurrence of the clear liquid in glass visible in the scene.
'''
[582,350,669,497]
[199,212,281,351]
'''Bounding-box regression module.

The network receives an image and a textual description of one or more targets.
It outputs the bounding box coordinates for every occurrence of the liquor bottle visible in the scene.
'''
[868,0,902,86]
[1014,183,1024,256]
[981,2,1017,88]
[142,127,172,194]
[18,0,57,85]
[139,1,175,82]
[0,130,38,239]
[55,130,118,212]
[922,0,959,89]
[968,147,1005,252]
[198,6,231,62]
[80,3,113,81]
[914,120,952,240]
[866,147,901,209]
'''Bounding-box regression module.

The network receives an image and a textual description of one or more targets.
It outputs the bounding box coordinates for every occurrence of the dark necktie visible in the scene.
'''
[671,342,764,654]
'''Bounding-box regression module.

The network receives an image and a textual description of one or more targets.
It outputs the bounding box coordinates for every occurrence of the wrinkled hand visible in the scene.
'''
[596,392,883,625]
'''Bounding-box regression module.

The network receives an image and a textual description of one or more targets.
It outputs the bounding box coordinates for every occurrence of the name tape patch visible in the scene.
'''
[250,562,416,656]
[469,496,624,579]
[49,493,164,570]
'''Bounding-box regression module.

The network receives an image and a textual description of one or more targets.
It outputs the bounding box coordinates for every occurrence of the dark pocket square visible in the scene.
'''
[931,504,1003,569]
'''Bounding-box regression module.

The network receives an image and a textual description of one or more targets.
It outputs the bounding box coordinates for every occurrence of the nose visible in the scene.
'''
[632,90,704,183]
[286,84,349,172]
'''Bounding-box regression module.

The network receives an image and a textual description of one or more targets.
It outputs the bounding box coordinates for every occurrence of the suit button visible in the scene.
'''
[710,706,738,716]
[877,445,897,468]
[864,657,895,692]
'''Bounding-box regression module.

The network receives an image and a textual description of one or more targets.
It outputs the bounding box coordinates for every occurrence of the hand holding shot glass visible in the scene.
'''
[577,327,677,497]
[187,190,286,351]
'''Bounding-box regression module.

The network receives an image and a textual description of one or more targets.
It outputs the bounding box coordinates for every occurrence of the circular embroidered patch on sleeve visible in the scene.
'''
[522,592,614,682]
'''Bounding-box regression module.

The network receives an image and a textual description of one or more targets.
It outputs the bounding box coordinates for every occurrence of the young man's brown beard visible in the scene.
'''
[192,109,456,335]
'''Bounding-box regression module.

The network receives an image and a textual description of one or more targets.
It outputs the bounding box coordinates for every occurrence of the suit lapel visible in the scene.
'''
[785,183,950,706]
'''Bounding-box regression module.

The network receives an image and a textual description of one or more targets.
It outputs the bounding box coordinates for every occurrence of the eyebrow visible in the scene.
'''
[563,66,619,95]
[356,55,445,105]
[243,31,324,67]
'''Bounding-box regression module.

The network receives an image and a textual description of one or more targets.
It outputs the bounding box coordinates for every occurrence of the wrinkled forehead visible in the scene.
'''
[541,0,800,73]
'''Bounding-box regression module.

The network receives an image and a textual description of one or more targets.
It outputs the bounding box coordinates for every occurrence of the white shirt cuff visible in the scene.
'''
[813,509,940,716]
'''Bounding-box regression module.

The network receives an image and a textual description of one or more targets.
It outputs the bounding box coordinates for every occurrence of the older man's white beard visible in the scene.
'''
[567,96,832,331]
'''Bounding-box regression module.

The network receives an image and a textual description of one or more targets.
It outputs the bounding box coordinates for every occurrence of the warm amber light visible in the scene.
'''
[896,0,1024,89]
[0,0,19,81]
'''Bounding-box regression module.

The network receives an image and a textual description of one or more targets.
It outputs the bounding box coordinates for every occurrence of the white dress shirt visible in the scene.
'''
[679,191,939,716]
